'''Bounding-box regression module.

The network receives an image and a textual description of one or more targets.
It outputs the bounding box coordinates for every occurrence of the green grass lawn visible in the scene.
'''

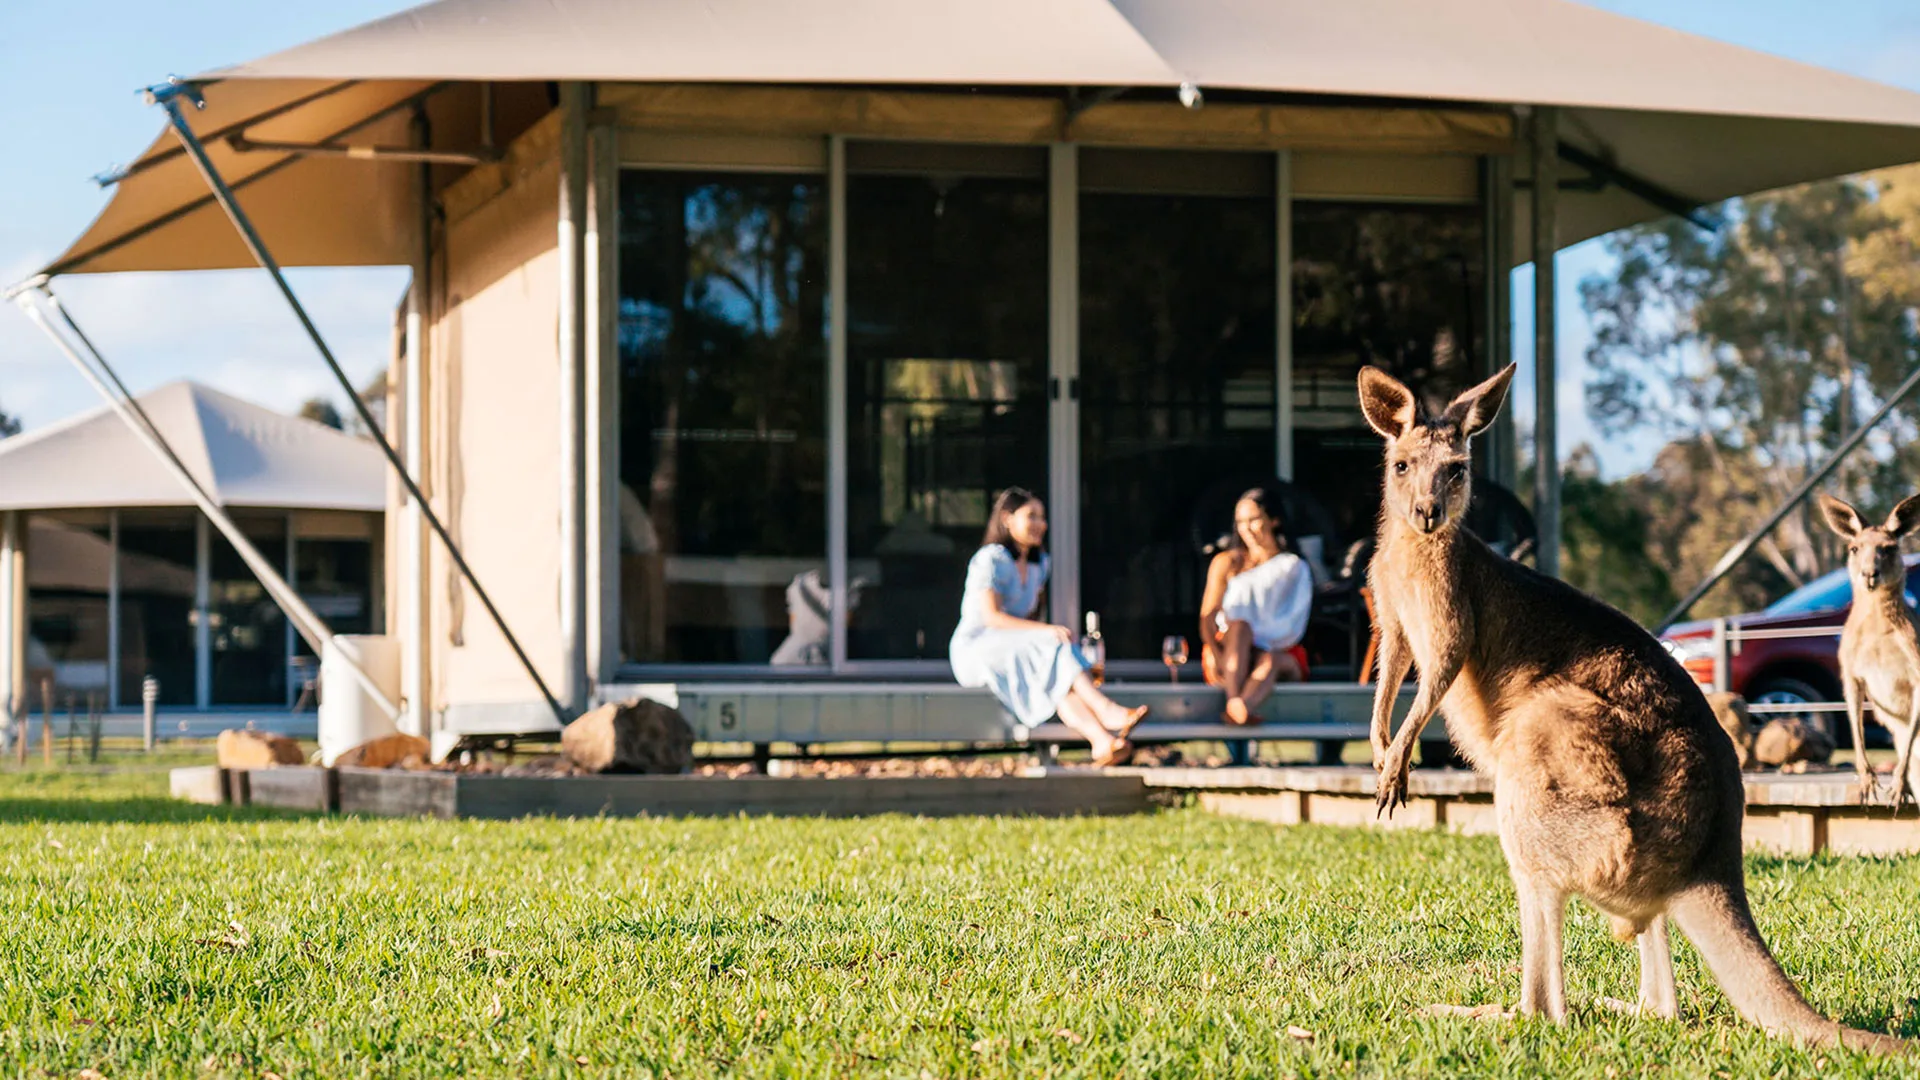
[5,756,1920,1078]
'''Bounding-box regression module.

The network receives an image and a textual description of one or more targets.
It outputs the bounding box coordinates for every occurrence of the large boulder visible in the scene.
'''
[1706,691,1756,770]
[216,729,306,770]
[562,699,694,774]
[335,732,430,769]
[1753,716,1835,768]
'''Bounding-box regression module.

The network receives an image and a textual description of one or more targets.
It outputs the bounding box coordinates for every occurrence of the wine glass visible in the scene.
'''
[1161,635,1189,682]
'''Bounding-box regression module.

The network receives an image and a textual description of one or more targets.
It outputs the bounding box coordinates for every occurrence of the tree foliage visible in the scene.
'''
[1579,173,1920,619]
[297,397,344,430]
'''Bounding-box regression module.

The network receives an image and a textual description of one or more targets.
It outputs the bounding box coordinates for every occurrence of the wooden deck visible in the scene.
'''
[173,765,1149,820]
[1076,764,1920,857]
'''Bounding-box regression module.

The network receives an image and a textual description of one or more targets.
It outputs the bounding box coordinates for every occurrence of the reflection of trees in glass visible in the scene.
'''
[877,359,1017,528]
[1079,191,1277,656]
[846,174,1048,543]
[618,173,827,560]
[1292,203,1485,410]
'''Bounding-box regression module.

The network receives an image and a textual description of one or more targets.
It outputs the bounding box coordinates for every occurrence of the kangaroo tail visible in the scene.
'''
[1667,880,1906,1055]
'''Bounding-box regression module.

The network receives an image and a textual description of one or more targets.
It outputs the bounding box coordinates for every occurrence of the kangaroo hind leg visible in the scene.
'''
[1514,871,1569,1022]
[1636,914,1678,1019]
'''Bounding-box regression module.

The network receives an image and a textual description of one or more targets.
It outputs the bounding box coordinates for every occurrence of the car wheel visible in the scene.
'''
[1746,676,1843,746]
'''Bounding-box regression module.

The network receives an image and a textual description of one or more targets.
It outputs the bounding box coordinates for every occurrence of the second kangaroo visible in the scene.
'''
[1361,362,1902,1052]
[1818,492,1920,811]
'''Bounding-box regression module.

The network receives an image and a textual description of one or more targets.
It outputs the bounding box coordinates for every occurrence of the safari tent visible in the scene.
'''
[0,382,383,716]
[16,0,1920,755]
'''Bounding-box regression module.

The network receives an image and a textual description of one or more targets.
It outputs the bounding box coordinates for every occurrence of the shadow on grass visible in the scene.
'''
[0,797,314,824]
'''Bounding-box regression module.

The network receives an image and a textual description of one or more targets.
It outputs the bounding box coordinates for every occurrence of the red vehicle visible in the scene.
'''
[1658,554,1920,748]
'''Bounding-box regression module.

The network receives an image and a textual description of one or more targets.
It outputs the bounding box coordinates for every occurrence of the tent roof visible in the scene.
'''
[38,0,1920,278]
[0,381,386,513]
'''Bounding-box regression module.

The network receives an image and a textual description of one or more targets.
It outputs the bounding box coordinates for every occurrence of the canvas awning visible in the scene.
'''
[0,381,386,513]
[37,0,1920,278]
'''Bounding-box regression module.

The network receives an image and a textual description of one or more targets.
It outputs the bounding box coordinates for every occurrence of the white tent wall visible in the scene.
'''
[427,110,569,733]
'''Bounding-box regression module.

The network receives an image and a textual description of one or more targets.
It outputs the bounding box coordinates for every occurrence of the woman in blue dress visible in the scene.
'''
[950,488,1148,766]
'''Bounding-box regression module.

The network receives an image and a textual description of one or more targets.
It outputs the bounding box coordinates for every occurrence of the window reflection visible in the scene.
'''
[1079,153,1277,661]
[1292,202,1485,541]
[209,517,288,706]
[116,514,197,707]
[846,149,1050,660]
[25,517,113,706]
[618,170,829,665]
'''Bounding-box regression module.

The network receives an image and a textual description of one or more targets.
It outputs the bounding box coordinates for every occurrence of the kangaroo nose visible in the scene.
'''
[1413,502,1441,533]
[1866,570,1880,589]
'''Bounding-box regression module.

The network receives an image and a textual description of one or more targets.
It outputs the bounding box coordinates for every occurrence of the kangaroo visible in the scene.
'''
[1360,363,1903,1052]
[1817,493,1920,813]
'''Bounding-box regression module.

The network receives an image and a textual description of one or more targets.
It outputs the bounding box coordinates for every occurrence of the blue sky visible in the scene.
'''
[2,1,1919,478]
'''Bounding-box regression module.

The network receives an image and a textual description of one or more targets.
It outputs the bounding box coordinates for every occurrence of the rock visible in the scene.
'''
[215,729,306,770]
[335,732,431,769]
[561,699,693,774]
[1753,716,1834,768]
[1706,691,1756,769]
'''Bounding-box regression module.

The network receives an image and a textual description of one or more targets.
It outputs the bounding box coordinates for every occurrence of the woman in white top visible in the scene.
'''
[950,488,1148,766]
[1200,488,1312,727]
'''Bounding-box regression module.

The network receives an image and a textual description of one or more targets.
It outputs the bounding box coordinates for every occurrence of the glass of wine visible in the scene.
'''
[1161,635,1189,682]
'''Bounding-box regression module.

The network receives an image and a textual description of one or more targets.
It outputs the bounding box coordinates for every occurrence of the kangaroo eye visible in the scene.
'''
[1393,461,1409,476]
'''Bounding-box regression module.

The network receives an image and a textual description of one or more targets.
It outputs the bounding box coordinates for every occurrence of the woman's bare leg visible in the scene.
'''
[1069,673,1148,733]
[1238,648,1301,716]
[1056,693,1117,759]
[1221,620,1255,723]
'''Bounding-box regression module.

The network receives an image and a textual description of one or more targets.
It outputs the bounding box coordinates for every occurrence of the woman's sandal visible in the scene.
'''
[1114,704,1149,740]
[1092,738,1135,768]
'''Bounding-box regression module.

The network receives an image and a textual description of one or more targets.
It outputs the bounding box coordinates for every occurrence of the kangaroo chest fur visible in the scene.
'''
[1843,603,1920,723]
[1375,532,1504,767]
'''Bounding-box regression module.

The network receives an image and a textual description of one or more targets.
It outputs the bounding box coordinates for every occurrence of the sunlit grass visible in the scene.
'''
[3,756,1919,1077]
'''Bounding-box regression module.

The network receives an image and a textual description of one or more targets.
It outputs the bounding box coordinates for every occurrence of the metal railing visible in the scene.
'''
[1703,616,1848,715]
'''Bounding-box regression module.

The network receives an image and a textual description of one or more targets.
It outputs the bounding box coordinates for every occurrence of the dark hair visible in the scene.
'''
[1225,487,1287,555]
[982,486,1043,557]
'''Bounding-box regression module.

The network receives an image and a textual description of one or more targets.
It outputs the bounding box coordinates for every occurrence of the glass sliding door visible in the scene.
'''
[1077,149,1277,663]
[1291,202,1486,543]
[208,516,288,706]
[116,511,197,707]
[617,169,829,666]
[844,143,1051,661]
[25,515,113,705]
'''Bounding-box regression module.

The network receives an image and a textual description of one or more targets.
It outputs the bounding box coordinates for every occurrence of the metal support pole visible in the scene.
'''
[586,114,620,685]
[1483,153,1516,488]
[827,135,849,670]
[195,514,210,710]
[107,510,120,710]
[146,78,568,728]
[402,108,431,738]
[1,511,23,746]
[1659,357,1920,629]
[1276,149,1294,481]
[557,82,590,713]
[13,289,399,720]
[1530,106,1560,578]
[1710,618,1730,693]
[1046,142,1081,629]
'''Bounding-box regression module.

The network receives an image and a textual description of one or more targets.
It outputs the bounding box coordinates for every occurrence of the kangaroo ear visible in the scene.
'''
[1886,494,1920,539]
[1358,367,1416,439]
[1818,493,1865,539]
[1443,363,1516,439]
